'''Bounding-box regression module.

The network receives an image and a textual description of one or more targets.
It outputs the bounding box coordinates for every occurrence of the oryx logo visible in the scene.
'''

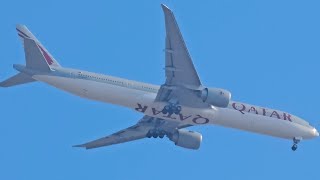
[37,45,54,65]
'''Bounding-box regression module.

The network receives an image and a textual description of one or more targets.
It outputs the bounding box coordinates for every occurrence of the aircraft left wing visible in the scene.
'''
[74,116,181,149]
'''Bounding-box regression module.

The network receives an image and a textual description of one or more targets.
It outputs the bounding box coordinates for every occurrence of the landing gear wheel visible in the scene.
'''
[161,109,168,114]
[146,131,152,138]
[162,105,170,114]
[291,144,298,151]
[159,131,165,138]
[159,134,165,138]
[152,134,158,138]
[291,137,302,151]
[174,106,182,114]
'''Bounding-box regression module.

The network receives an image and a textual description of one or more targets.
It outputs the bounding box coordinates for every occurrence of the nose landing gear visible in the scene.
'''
[291,144,298,151]
[291,137,302,151]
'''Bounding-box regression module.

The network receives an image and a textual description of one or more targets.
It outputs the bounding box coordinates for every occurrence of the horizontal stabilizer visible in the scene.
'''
[0,73,35,87]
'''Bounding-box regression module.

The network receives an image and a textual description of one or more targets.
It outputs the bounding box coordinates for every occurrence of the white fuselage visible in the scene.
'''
[32,67,319,140]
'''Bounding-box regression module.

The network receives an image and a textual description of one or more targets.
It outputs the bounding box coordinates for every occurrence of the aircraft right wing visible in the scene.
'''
[74,116,182,149]
[161,4,202,89]
[155,4,207,108]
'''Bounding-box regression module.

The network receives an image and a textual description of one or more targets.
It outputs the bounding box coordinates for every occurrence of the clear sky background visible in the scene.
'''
[1,0,319,179]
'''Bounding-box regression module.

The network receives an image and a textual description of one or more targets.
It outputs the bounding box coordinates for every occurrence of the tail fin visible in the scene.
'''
[0,73,35,87]
[0,25,61,88]
[23,38,52,71]
[16,24,61,68]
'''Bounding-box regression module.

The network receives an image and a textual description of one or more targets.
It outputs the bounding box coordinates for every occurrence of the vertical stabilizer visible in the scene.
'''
[23,38,52,71]
[16,24,61,68]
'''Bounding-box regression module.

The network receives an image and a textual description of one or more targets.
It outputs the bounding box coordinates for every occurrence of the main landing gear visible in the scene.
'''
[161,103,182,115]
[146,129,167,138]
[291,137,302,151]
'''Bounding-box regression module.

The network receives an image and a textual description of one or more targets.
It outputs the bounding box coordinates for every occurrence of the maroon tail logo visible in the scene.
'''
[37,45,54,65]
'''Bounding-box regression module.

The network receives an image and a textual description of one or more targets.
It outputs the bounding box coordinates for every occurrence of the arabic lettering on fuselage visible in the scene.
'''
[134,103,210,124]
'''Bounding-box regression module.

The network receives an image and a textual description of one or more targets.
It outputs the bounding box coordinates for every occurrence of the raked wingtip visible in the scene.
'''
[73,144,86,148]
[161,4,171,11]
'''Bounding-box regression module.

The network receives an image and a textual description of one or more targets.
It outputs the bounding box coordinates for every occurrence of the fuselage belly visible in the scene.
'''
[33,71,317,140]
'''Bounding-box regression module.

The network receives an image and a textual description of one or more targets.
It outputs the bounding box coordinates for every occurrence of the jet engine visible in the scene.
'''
[169,129,202,150]
[200,87,231,108]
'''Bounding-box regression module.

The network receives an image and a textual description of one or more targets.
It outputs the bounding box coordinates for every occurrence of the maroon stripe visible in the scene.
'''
[16,28,30,38]
[37,44,54,65]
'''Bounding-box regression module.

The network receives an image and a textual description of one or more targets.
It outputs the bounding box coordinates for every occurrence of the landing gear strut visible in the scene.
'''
[161,103,182,115]
[146,129,167,139]
[291,137,302,151]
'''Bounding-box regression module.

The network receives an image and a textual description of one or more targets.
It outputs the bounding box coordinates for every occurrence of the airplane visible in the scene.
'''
[1,4,318,151]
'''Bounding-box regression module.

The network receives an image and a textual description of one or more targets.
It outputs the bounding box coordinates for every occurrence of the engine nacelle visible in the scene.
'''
[169,129,202,150]
[201,87,231,108]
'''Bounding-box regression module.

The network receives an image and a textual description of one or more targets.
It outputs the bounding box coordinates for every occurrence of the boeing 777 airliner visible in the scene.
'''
[1,4,318,151]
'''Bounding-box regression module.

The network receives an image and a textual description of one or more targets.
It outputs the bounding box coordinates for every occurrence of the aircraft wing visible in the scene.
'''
[156,5,206,108]
[74,116,182,149]
[161,4,201,89]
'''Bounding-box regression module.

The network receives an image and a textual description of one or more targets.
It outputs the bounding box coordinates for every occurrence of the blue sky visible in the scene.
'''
[1,0,319,179]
